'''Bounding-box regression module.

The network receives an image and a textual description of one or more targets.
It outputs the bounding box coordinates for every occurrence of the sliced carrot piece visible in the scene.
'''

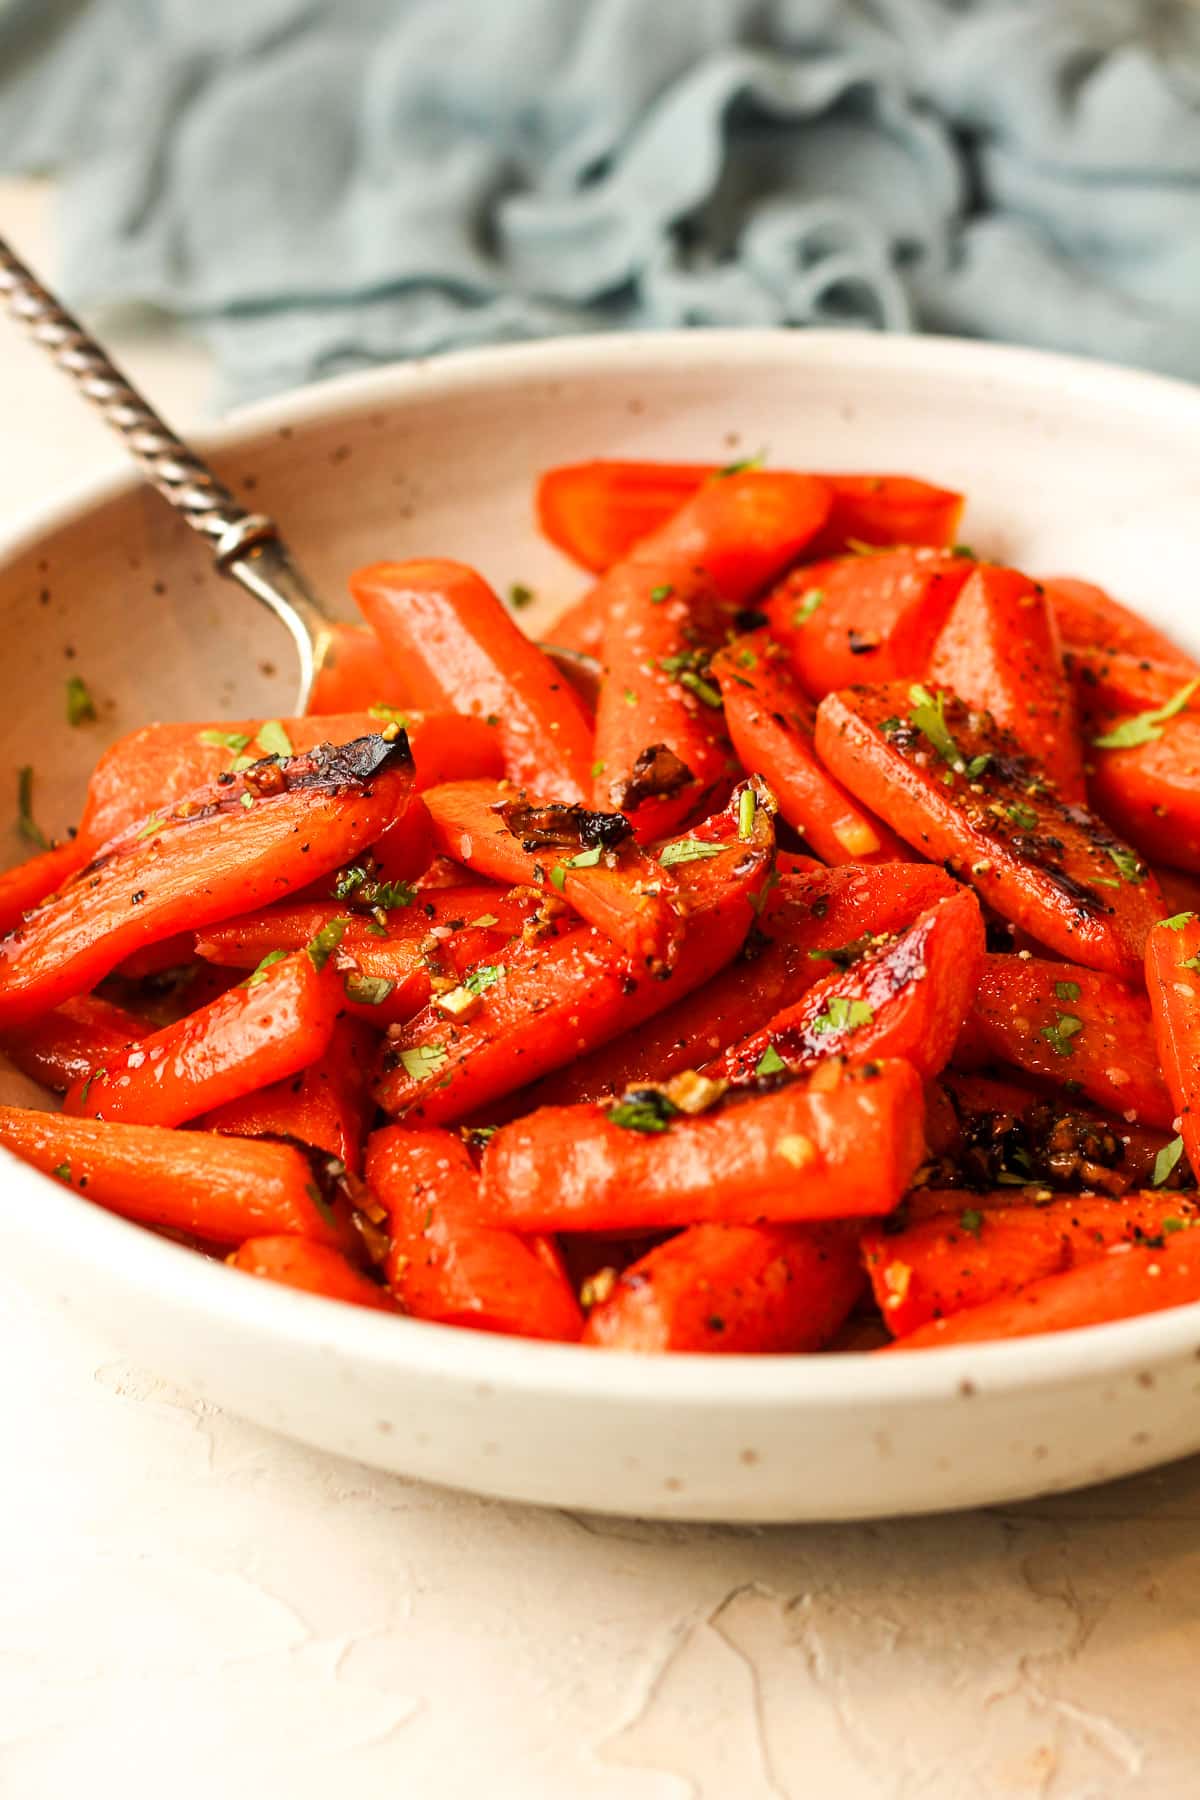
[308,621,419,714]
[806,474,964,559]
[423,779,683,969]
[367,1126,582,1340]
[928,565,1084,801]
[814,681,1163,978]
[968,952,1172,1128]
[1067,646,1200,720]
[582,1222,864,1352]
[766,549,972,701]
[478,1058,925,1232]
[229,1237,395,1310]
[1043,576,1194,667]
[352,559,595,801]
[1146,912,1200,1179]
[1,994,145,1093]
[0,1105,341,1245]
[711,630,908,863]
[0,838,91,937]
[375,780,775,1125]
[0,736,417,1029]
[63,949,340,1128]
[709,888,984,1086]
[886,1238,1200,1349]
[1085,706,1200,875]
[205,1018,376,1174]
[863,1193,1200,1337]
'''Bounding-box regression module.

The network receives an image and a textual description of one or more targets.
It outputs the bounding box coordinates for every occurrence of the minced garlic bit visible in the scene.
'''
[776,1133,815,1170]
[580,1267,617,1309]
[664,1069,728,1116]
[434,985,482,1020]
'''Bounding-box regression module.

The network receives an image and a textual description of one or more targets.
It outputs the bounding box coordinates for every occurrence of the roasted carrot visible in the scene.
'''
[423,779,684,968]
[0,838,91,937]
[308,621,419,714]
[1043,576,1194,667]
[352,559,595,801]
[863,1193,1200,1337]
[205,1018,376,1174]
[0,994,145,1093]
[928,565,1084,801]
[229,1237,395,1310]
[523,861,961,1106]
[0,1105,341,1245]
[375,779,776,1125]
[711,631,908,863]
[366,1127,582,1340]
[709,888,985,1086]
[0,736,416,1030]
[968,952,1173,1128]
[1085,707,1200,875]
[582,1222,864,1352]
[535,460,959,573]
[886,1237,1200,1350]
[478,1058,925,1232]
[766,548,972,701]
[815,681,1163,978]
[1146,912,1200,1179]
[591,472,831,834]
[63,949,341,1128]
[1066,645,1200,721]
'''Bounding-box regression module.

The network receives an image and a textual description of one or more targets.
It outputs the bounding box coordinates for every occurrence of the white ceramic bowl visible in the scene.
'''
[3,330,1200,1523]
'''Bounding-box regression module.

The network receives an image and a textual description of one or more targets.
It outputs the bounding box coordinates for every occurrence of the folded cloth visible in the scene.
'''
[2,0,1199,403]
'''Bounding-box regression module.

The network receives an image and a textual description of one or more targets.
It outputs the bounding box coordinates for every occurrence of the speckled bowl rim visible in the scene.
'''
[4,326,1200,1407]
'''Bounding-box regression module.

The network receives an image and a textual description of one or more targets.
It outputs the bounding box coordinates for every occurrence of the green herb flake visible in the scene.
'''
[244,949,288,988]
[66,675,97,727]
[952,544,977,560]
[1092,678,1200,751]
[959,1207,984,1239]
[305,916,348,971]
[715,449,766,479]
[623,688,638,708]
[792,589,824,628]
[736,648,758,669]
[907,683,961,767]
[563,845,603,872]
[965,754,991,779]
[1163,1215,1189,1234]
[16,765,47,850]
[737,787,757,842]
[464,963,505,996]
[659,837,724,868]
[591,758,606,779]
[1054,979,1082,1004]
[1153,1135,1185,1188]
[343,972,395,1006]
[649,584,674,605]
[196,728,252,754]
[754,1043,786,1077]
[549,865,566,894]
[507,582,535,610]
[398,1043,450,1081]
[136,815,167,841]
[607,1091,679,1133]
[304,1181,336,1227]
[1042,1011,1084,1056]
[368,704,409,727]
[679,670,723,710]
[1161,912,1196,931]
[239,791,255,809]
[1006,802,1039,832]
[811,995,874,1036]
[78,1066,106,1107]
[256,720,293,759]
[52,1162,72,1185]
[1105,844,1146,885]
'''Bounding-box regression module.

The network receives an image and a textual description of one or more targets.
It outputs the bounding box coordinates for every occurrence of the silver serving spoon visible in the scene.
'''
[0,237,598,714]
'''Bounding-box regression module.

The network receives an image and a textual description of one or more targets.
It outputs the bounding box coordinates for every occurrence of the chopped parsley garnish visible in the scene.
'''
[736,648,757,669]
[649,584,674,605]
[811,995,874,1035]
[1153,1136,1185,1187]
[715,449,766,478]
[1041,1011,1083,1056]
[66,675,97,727]
[333,866,415,911]
[1104,844,1145,885]
[136,814,166,841]
[951,544,977,559]
[549,845,603,891]
[1006,802,1039,831]
[607,1090,679,1133]
[623,688,638,707]
[305,917,348,971]
[591,758,606,778]
[679,670,723,709]
[16,765,47,849]
[806,935,877,969]
[196,728,252,754]
[1161,912,1196,931]
[959,1208,984,1239]
[256,720,293,759]
[53,1162,72,1185]
[754,1043,786,1077]
[464,963,505,996]
[1091,677,1200,750]
[737,788,757,842]
[792,589,823,628]
[965,754,991,779]
[78,1066,106,1107]
[1054,979,1081,1003]
[368,704,409,726]
[907,684,961,767]
[398,1043,450,1081]
[239,792,255,809]
[343,972,395,1006]
[1163,1215,1189,1234]
[244,949,288,987]
[507,582,535,610]
[659,837,724,868]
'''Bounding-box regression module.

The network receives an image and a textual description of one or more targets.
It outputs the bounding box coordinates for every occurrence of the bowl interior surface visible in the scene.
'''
[3,328,1200,1519]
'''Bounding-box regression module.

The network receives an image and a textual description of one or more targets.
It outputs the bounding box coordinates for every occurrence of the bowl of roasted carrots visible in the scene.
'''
[2,328,1200,1520]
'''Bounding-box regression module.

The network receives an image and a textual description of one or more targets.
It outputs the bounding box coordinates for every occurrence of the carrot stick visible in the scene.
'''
[0,1105,341,1245]
[1146,911,1200,1178]
[0,838,91,937]
[63,949,341,1128]
[886,1238,1200,1349]
[352,559,595,801]
[1042,576,1195,667]
[205,1018,376,1173]
[478,1058,926,1232]
[1,994,145,1093]
[582,1221,864,1352]
[814,681,1163,978]
[229,1237,395,1310]
[308,622,419,715]
[366,1126,582,1340]
[1085,707,1200,876]
[423,778,684,968]
[863,1193,1200,1336]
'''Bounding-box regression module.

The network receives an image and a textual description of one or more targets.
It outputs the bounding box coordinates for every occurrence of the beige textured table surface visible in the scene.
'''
[1,179,1199,1800]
